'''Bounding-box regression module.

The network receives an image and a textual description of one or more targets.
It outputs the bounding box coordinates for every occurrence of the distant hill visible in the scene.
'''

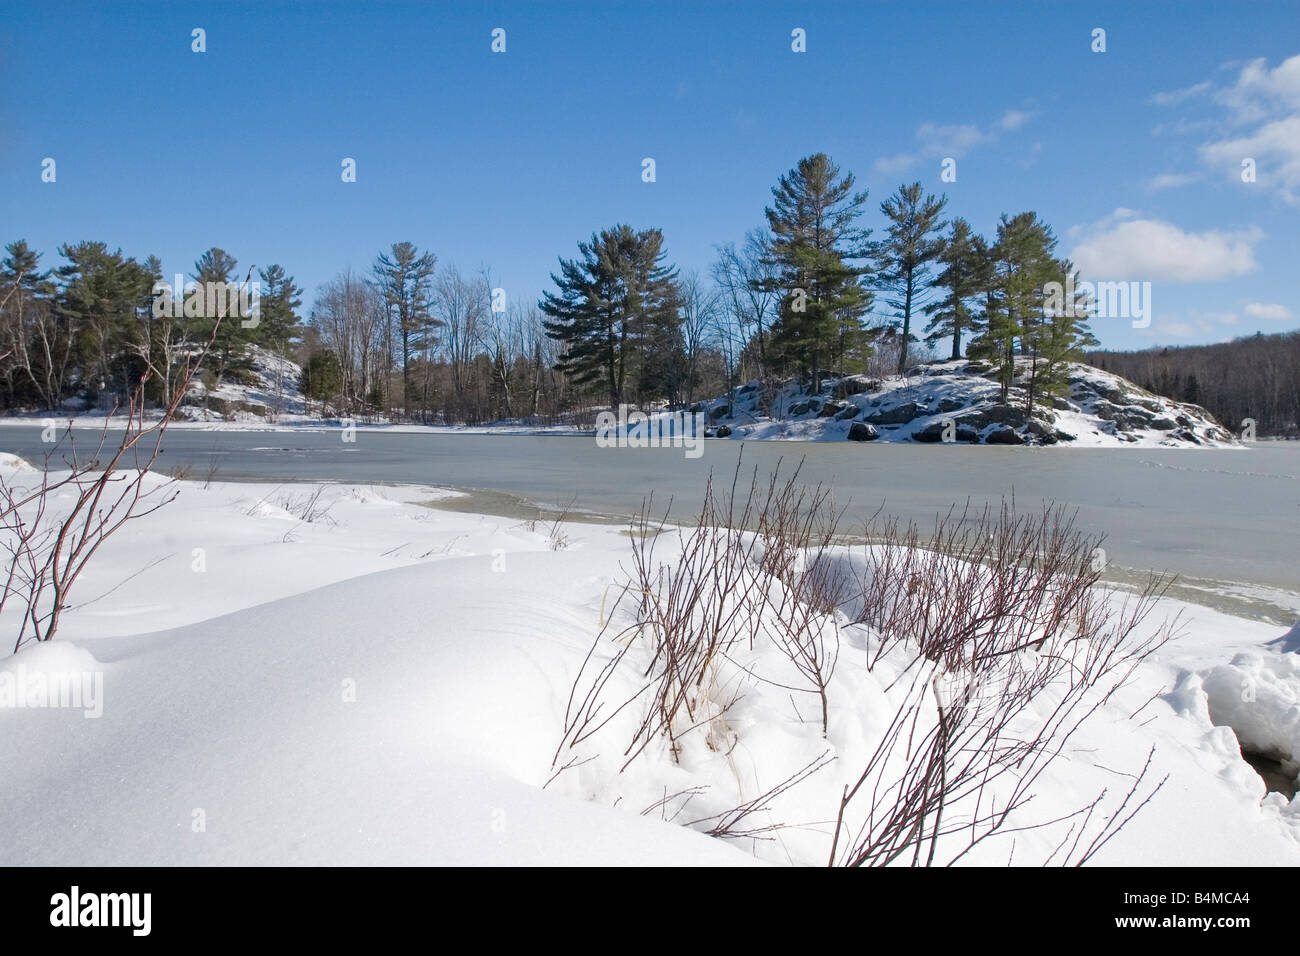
[1089,329,1300,439]
[681,358,1238,447]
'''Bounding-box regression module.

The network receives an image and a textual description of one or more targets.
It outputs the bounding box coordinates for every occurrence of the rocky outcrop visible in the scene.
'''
[687,358,1238,447]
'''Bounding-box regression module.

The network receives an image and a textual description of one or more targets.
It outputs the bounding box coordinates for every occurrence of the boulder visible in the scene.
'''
[833,378,877,398]
[913,421,979,443]
[960,403,1029,430]
[1091,381,1128,404]
[985,426,1025,445]
[847,422,879,442]
[819,401,844,418]
[1092,400,1119,421]
[1105,406,1156,431]
[186,395,268,418]
[866,402,923,426]
[1094,401,1153,429]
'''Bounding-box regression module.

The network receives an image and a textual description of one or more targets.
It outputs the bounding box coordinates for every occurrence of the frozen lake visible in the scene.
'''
[1,425,1296,622]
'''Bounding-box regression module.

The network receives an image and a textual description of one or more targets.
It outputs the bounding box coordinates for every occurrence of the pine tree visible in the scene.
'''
[540,224,681,410]
[970,213,1055,404]
[923,218,986,360]
[761,154,872,393]
[968,214,1097,414]
[189,247,251,379]
[874,182,948,373]
[57,241,154,402]
[256,264,303,355]
[372,242,438,414]
[1029,258,1098,412]
[300,350,343,412]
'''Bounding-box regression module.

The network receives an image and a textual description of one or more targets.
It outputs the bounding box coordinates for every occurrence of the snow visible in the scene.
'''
[1201,652,1300,768]
[0,455,1295,865]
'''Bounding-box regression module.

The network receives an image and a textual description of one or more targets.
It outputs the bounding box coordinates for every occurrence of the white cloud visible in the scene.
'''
[1148,319,1207,340]
[1243,302,1293,320]
[997,109,1034,132]
[1069,211,1262,281]
[917,121,988,154]
[1156,55,1300,204]
[1214,54,1300,124]
[874,110,1033,175]
[1199,115,1300,203]
[873,152,921,175]
[1150,81,1212,107]
[1144,171,1203,190]
[1136,311,1240,342]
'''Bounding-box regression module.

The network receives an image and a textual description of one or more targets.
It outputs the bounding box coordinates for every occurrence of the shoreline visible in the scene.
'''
[0,415,1277,447]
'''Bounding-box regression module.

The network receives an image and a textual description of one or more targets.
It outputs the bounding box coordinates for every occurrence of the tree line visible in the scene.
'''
[1090,330,1300,437]
[0,240,299,411]
[2,151,1127,424]
[537,152,1098,419]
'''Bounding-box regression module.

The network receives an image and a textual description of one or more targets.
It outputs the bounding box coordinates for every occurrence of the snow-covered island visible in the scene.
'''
[691,358,1239,448]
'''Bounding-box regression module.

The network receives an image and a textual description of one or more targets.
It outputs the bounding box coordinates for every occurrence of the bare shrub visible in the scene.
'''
[0,269,253,652]
[828,503,1177,866]
[551,457,847,782]
[551,461,1178,866]
[276,487,338,525]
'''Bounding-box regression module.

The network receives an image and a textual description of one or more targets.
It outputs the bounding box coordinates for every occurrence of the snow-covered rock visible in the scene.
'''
[691,359,1238,447]
[179,345,306,422]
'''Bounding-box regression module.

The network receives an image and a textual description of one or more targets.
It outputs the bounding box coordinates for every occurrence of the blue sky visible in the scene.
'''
[2,0,1298,350]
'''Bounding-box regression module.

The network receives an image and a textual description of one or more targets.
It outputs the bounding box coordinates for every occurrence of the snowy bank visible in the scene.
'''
[0,460,1294,865]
